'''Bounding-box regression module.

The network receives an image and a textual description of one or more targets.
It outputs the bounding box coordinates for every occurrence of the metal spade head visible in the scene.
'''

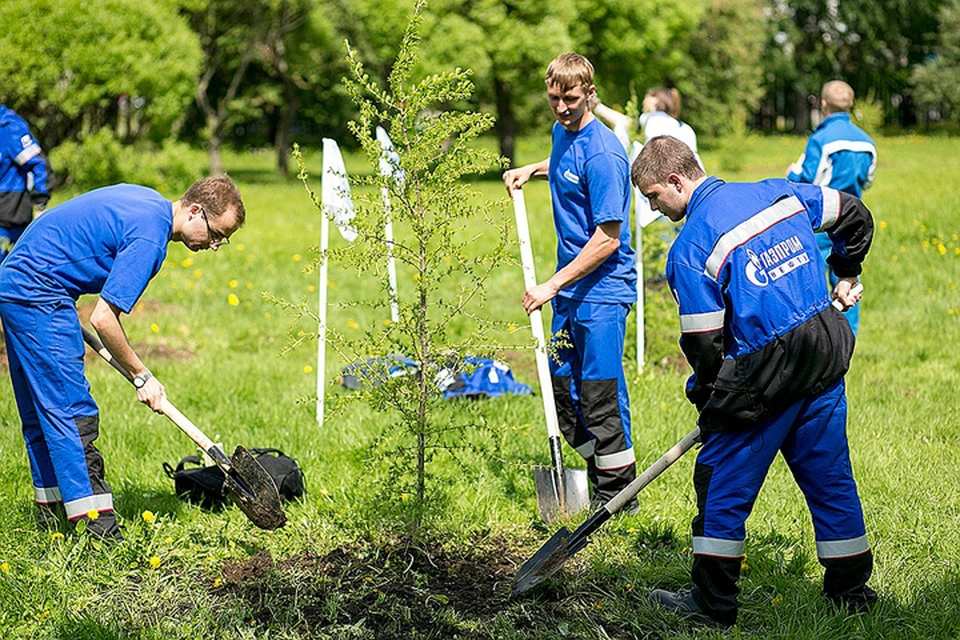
[223,445,287,530]
[534,466,590,523]
[511,525,591,597]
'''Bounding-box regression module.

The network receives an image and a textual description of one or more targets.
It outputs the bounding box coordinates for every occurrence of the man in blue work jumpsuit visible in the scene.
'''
[0,105,51,261]
[0,176,245,540]
[632,136,876,626]
[787,81,876,335]
[503,53,637,506]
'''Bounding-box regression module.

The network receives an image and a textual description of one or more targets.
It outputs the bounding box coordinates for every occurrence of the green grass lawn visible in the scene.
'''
[0,134,958,639]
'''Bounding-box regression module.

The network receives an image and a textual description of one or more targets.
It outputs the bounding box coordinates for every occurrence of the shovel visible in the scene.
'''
[511,189,590,522]
[512,287,865,595]
[81,326,286,531]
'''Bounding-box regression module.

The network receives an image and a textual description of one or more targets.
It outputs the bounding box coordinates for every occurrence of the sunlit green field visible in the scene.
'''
[0,135,958,639]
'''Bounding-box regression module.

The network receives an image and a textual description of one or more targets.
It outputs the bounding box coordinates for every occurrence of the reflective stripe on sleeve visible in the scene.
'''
[680,309,725,333]
[704,196,804,280]
[815,186,842,232]
[14,143,41,166]
[34,486,62,504]
[816,534,870,559]
[595,447,635,470]
[65,494,114,520]
[692,536,745,558]
[575,440,596,459]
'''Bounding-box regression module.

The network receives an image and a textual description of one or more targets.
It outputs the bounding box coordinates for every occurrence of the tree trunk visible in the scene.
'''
[791,89,811,134]
[275,81,299,176]
[494,76,516,167]
[208,130,223,176]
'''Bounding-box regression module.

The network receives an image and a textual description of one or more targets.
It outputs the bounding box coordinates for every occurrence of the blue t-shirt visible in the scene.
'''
[0,184,172,312]
[548,119,636,303]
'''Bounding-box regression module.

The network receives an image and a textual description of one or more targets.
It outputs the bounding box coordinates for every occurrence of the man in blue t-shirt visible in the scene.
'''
[503,53,638,507]
[0,176,245,541]
[633,136,876,626]
[787,81,877,336]
[0,105,51,261]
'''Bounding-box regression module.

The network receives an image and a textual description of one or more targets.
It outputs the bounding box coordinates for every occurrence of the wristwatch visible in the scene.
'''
[133,371,153,389]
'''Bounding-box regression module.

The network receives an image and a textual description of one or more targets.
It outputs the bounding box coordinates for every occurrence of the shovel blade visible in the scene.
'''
[534,467,590,523]
[223,445,287,530]
[511,525,589,597]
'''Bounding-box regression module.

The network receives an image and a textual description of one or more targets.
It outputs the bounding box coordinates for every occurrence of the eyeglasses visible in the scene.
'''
[199,205,230,249]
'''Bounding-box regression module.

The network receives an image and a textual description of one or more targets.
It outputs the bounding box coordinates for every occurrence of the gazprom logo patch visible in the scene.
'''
[563,169,579,185]
[745,249,769,287]
[20,134,32,148]
[745,235,810,287]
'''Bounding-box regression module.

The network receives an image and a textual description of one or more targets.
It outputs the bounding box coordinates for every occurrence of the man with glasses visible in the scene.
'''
[0,176,245,541]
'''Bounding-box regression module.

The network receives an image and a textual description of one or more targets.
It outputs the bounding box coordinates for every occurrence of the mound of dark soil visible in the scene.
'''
[216,539,570,638]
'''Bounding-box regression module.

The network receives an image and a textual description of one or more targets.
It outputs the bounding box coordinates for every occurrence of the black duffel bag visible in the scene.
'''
[163,448,306,508]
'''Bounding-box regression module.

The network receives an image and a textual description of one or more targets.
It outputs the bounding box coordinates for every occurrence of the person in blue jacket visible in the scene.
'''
[787,81,876,335]
[632,136,876,626]
[0,105,51,261]
[503,53,638,508]
[0,176,245,541]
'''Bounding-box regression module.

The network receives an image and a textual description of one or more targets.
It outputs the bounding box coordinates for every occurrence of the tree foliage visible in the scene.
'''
[272,1,514,533]
[911,0,960,127]
[0,0,201,148]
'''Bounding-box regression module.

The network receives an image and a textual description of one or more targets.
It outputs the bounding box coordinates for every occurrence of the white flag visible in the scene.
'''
[321,138,358,242]
[376,126,405,186]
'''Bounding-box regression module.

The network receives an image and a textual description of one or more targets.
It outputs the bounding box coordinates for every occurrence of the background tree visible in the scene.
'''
[420,0,571,166]
[0,0,200,149]
[911,0,960,129]
[759,0,949,131]
[674,0,765,139]
[179,0,269,174]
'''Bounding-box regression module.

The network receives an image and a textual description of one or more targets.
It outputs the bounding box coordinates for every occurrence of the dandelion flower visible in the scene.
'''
[227,293,240,306]
[347,319,359,329]
[304,366,313,374]
[165,537,173,544]
[214,578,222,587]
[939,245,947,255]
[150,324,160,333]
[236,243,245,252]
[87,509,100,520]
[400,493,409,501]
[142,510,156,523]
[51,532,65,543]
[307,285,315,293]
[229,279,238,288]
[194,269,203,280]
[149,556,161,569]
[1,562,9,572]
[879,221,887,229]
[293,254,302,262]
[246,282,254,290]
[508,324,517,333]
[181,257,194,268]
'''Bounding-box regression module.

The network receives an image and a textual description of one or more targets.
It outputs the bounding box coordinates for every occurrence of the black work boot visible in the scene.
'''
[75,511,124,543]
[649,588,730,627]
[36,502,66,530]
[823,550,877,613]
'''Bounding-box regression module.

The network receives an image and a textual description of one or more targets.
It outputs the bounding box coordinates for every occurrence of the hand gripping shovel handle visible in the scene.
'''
[512,189,567,510]
[80,326,227,469]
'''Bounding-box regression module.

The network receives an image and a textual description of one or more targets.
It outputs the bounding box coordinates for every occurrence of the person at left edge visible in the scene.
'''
[0,104,51,261]
[0,177,245,541]
[503,53,638,510]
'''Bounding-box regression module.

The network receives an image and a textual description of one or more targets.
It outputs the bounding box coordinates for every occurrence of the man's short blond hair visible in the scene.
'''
[631,136,705,189]
[821,81,855,114]
[545,53,594,91]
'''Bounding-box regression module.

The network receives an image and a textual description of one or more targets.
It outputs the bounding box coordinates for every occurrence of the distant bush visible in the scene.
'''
[50,130,206,193]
